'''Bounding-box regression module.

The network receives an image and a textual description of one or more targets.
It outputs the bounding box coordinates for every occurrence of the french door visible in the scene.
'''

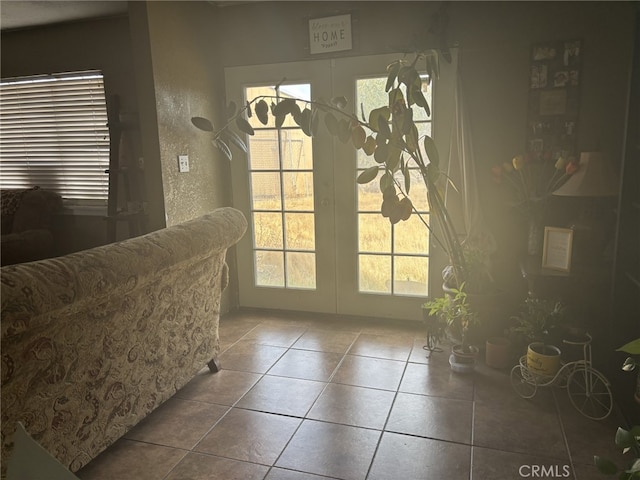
[226,54,455,320]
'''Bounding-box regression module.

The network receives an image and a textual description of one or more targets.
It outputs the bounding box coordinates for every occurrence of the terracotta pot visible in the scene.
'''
[485,337,512,369]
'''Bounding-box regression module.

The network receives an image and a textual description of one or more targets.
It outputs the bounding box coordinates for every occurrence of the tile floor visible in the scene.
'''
[77,309,628,480]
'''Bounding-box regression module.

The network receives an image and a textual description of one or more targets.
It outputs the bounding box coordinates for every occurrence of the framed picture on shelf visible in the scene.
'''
[541,227,573,272]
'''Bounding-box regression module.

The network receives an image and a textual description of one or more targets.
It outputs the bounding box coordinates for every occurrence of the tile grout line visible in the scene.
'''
[551,387,579,480]
[469,372,477,480]
[364,356,411,480]
[265,327,365,478]
[171,318,298,478]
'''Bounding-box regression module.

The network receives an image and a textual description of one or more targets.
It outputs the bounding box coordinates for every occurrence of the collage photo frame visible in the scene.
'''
[527,39,582,159]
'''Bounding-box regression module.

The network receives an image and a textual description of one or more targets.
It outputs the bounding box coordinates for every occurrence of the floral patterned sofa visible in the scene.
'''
[0,207,247,474]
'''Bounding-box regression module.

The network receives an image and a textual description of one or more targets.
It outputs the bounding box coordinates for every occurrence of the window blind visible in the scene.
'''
[0,71,110,205]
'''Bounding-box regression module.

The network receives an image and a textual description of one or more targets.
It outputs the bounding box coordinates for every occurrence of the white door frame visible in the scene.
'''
[225,52,458,320]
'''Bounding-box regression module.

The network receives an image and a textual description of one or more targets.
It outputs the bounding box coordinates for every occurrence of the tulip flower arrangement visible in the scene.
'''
[491,151,580,221]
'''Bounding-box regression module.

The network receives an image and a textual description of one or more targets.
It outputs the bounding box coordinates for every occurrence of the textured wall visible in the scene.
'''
[134,1,237,310]
[142,1,232,227]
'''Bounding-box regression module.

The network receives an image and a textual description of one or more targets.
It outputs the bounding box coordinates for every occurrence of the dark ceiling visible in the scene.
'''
[0,1,128,31]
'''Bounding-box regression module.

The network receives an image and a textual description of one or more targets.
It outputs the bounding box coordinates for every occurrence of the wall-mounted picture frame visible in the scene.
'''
[541,226,573,272]
[526,39,582,160]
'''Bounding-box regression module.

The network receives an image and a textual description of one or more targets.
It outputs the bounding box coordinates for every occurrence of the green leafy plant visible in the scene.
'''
[422,282,479,352]
[509,296,565,350]
[442,240,495,294]
[594,426,640,479]
[191,51,474,289]
[620,338,640,373]
[421,302,447,351]
[618,338,640,403]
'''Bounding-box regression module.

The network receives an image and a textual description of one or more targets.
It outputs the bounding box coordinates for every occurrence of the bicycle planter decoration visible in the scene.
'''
[510,333,613,420]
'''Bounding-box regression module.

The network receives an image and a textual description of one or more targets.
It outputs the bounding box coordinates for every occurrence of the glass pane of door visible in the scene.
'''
[226,60,336,313]
[354,75,433,297]
[245,84,317,289]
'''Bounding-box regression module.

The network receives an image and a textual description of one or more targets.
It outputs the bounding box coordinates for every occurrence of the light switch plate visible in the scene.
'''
[178,155,190,173]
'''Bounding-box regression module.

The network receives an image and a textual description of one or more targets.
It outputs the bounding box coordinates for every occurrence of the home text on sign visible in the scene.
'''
[309,14,352,54]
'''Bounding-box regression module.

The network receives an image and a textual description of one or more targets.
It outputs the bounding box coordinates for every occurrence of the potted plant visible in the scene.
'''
[421,302,447,353]
[422,282,480,372]
[191,50,475,297]
[619,338,640,404]
[485,336,512,370]
[442,239,509,346]
[509,296,565,376]
[594,425,640,479]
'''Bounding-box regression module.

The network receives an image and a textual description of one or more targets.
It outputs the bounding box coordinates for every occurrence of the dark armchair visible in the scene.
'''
[1,187,63,266]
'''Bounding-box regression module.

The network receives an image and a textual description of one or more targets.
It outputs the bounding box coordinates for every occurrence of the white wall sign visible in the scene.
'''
[309,14,352,55]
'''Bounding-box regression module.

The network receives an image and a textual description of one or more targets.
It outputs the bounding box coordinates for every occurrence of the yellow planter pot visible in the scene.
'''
[527,342,561,377]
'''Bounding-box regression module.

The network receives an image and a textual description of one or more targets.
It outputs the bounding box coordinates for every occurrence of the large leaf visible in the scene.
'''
[213,139,232,161]
[628,458,640,475]
[295,108,312,136]
[374,143,389,164]
[236,117,255,135]
[377,116,391,140]
[398,65,418,87]
[594,456,618,475]
[400,107,414,135]
[368,106,390,132]
[255,99,269,125]
[388,88,405,111]
[622,357,638,371]
[386,145,402,172]
[402,159,411,194]
[351,125,366,149]
[221,129,248,153]
[379,172,394,192]
[385,61,401,92]
[615,428,637,450]
[423,134,439,168]
[191,116,214,132]
[618,338,640,355]
[363,136,376,155]
[274,98,300,118]
[405,124,419,153]
[411,87,429,111]
[357,166,379,184]
[426,53,440,82]
[290,102,302,119]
